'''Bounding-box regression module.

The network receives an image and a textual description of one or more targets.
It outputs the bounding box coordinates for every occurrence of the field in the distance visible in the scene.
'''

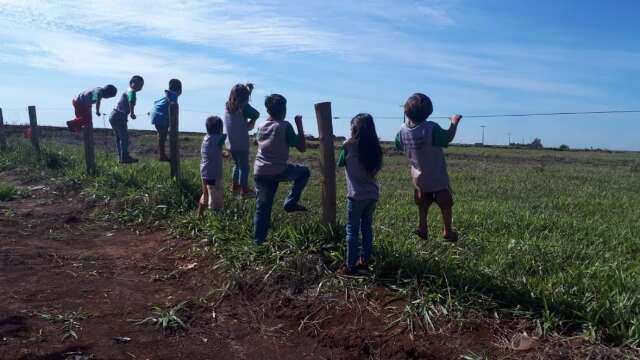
[1,125,639,358]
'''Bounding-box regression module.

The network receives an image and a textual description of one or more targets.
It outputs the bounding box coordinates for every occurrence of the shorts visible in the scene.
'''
[414,188,453,209]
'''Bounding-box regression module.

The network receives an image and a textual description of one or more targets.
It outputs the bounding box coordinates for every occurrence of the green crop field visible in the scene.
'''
[2,138,639,345]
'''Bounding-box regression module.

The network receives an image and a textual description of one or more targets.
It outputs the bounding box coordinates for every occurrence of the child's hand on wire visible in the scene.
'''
[96,111,102,117]
[130,114,137,120]
[450,114,462,125]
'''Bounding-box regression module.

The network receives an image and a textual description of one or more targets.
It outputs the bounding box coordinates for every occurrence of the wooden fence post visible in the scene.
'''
[0,108,6,151]
[314,102,336,226]
[169,103,180,180]
[27,106,40,154]
[82,115,96,176]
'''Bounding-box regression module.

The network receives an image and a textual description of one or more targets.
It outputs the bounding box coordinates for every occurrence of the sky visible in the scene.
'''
[0,0,638,150]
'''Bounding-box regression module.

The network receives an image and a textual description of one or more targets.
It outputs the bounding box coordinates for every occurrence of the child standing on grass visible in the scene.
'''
[66,85,118,132]
[253,94,309,245]
[198,116,227,216]
[223,83,260,199]
[150,79,182,161]
[395,93,462,242]
[109,75,144,164]
[337,113,383,276]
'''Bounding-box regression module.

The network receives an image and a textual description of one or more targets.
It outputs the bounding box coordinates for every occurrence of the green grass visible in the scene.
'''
[1,139,639,345]
[0,182,17,201]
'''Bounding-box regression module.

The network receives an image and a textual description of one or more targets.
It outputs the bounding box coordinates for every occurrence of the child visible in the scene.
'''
[253,94,309,245]
[150,79,182,161]
[109,75,144,164]
[395,93,462,242]
[198,116,227,216]
[337,113,383,275]
[66,85,118,132]
[223,83,260,199]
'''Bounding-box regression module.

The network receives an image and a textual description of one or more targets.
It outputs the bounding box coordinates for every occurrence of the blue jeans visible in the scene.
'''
[231,150,250,188]
[346,198,377,270]
[109,111,129,161]
[254,164,311,244]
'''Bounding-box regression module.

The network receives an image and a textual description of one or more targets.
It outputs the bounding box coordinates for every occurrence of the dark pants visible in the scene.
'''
[253,164,310,244]
[109,111,129,161]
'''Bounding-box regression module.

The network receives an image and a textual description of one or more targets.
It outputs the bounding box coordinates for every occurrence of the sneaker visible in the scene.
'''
[414,229,429,241]
[337,264,369,277]
[241,188,256,199]
[120,157,139,164]
[159,154,170,162]
[443,230,458,242]
[284,204,308,213]
[356,256,374,271]
[231,183,241,195]
[66,120,78,132]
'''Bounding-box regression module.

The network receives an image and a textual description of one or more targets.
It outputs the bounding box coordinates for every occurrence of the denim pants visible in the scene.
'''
[346,198,377,270]
[254,164,311,244]
[231,150,250,188]
[109,111,129,161]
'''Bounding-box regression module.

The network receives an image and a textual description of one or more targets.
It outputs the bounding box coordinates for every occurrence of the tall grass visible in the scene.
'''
[1,139,639,345]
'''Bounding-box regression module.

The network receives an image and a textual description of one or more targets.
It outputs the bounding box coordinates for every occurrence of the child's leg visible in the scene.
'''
[197,179,208,217]
[278,164,310,209]
[435,189,455,236]
[360,199,377,264]
[109,113,125,161]
[415,190,431,234]
[254,176,279,244]
[230,151,242,190]
[121,120,130,159]
[157,126,168,160]
[345,198,363,270]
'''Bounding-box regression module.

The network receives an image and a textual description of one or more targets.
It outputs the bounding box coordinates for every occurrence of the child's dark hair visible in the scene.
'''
[130,75,144,86]
[350,113,383,176]
[404,93,433,123]
[102,85,117,98]
[264,94,286,119]
[226,84,251,113]
[169,79,182,95]
[206,116,223,135]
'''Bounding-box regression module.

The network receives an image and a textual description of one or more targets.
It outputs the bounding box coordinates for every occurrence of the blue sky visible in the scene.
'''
[0,0,638,150]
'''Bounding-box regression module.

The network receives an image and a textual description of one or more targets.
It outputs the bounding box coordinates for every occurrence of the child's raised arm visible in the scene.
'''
[447,114,462,143]
[294,115,306,152]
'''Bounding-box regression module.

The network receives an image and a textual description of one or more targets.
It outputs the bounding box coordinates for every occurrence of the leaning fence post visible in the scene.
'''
[0,108,6,151]
[314,102,337,226]
[27,106,41,155]
[82,115,97,176]
[169,102,180,180]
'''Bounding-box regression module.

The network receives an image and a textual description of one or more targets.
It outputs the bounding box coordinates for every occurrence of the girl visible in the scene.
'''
[198,116,227,216]
[336,113,383,275]
[223,83,260,199]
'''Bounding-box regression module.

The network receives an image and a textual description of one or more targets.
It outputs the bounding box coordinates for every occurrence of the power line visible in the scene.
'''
[332,109,640,120]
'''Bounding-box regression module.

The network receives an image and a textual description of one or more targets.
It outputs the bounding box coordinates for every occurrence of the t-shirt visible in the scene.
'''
[337,141,380,200]
[75,87,102,107]
[395,120,450,193]
[150,90,179,127]
[200,133,227,181]
[253,119,299,176]
[223,104,260,152]
[115,88,136,116]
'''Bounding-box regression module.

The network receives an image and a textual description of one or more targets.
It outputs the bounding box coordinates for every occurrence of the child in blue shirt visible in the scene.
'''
[150,79,182,161]
[198,116,227,217]
[253,94,309,244]
[109,75,144,164]
[337,113,383,275]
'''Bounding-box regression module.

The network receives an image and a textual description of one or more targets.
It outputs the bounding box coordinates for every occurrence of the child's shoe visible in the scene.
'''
[241,187,256,199]
[356,256,374,270]
[120,156,139,164]
[414,229,429,241]
[284,204,308,213]
[159,154,170,162]
[443,230,458,242]
[231,182,241,196]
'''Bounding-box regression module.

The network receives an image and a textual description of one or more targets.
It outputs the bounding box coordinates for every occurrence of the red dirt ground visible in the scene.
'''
[0,172,633,360]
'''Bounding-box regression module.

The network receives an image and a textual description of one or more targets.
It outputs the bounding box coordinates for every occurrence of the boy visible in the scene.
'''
[198,116,227,216]
[109,75,144,164]
[395,93,462,242]
[253,94,309,245]
[150,79,182,161]
[67,85,118,132]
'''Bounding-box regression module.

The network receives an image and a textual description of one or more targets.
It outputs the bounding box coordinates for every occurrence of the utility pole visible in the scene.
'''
[508,132,511,146]
[481,125,486,145]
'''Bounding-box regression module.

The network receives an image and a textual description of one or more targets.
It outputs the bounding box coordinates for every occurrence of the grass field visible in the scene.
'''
[2,135,639,346]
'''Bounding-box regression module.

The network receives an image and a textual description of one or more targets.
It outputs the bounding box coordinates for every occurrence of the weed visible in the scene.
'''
[132,301,190,333]
[38,310,89,342]
[0,182,17,201]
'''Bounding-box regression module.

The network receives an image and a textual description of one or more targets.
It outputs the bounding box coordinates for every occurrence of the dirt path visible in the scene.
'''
[0,173,629,360]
